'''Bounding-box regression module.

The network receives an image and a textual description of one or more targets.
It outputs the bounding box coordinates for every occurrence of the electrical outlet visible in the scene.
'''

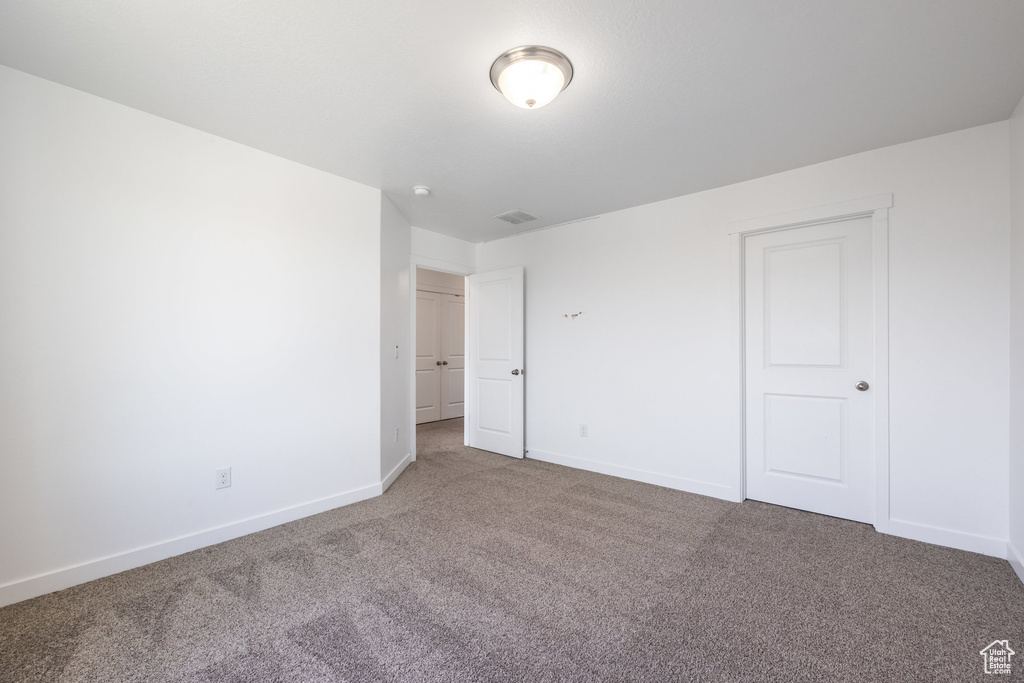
[394,427,400,442]
[579,423,588,437]
[216,467,231,490]
[394,345,399,359]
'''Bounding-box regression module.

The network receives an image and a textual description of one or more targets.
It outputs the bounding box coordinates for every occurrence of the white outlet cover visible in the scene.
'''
[216,467,231,489]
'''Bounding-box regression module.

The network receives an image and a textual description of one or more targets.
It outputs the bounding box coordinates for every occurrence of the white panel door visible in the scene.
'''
[468,267,524,458]
[745,216,874,523]
[441,293,466,420]
[415,290,442,424]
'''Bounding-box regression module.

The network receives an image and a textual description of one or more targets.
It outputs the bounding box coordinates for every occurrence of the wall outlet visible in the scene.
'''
[394,427,400,443]
[216,467,231,490]
[394,345,399,359]
[579,423,588,437]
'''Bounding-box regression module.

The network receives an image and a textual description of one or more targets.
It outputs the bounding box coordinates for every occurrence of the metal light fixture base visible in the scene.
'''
[489,45,574,101]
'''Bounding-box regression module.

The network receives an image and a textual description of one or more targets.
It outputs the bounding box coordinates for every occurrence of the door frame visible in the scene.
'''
[730,194,892,531]
[409,257,474,462]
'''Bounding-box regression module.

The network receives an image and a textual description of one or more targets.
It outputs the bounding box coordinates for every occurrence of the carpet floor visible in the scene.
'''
[2,417,1023,682]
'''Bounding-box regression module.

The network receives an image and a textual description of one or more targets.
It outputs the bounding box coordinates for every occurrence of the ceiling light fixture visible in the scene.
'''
[490,46,573,109]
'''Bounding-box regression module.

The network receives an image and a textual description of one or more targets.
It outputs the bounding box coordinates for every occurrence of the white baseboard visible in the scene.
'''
[1008,541,1024,585]
[526,448,741,502]
[382,452,412,492]
[0,482,381,608]
[884,518,1008,559]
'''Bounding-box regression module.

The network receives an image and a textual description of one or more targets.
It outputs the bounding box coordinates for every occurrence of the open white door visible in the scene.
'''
[467,267,524,458]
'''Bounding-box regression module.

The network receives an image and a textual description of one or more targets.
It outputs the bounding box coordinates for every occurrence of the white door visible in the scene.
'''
[744,216,874,523]
[468,267,524,458]
[440,293,466,419]
[415,290,442,424]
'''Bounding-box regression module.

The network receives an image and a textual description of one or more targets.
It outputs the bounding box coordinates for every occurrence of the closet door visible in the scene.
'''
[744,217,875,523]
[440,293,465,419]
[415,291,442,424]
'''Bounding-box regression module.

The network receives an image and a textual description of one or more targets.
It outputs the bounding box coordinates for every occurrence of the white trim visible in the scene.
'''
[410,261,418,460]
[464,280,471,447]
[416,283,464,296]
[527,448,742,502]
[381,452,412,492]
[0,482,381,608]
[410,255,475,276]
[870,208,892,532]
[885,518,1008,559]
[1008,541,1024,586]
[729,194,893,235]
[730,233,746,497]
[732,196,891,530]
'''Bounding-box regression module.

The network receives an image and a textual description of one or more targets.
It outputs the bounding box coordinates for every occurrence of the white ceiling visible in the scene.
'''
[2,1,1024,243]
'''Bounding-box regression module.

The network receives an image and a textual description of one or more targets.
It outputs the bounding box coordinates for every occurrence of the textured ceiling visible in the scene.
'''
[2,1,1024,242]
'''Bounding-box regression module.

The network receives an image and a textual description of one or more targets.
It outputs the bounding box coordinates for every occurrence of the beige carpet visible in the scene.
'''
[2,418,1023,682]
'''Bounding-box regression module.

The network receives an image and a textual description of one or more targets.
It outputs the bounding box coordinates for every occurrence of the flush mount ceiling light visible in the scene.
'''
[490,45,573,109]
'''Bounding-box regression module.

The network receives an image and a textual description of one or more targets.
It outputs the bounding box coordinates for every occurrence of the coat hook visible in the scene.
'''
[562,311,584,320]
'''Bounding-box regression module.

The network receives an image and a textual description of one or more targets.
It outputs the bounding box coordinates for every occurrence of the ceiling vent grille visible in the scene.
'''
[494,209,539,225]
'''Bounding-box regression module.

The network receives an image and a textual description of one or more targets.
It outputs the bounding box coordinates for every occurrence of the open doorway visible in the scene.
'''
[414,268,466,425]
[410,264,525,462]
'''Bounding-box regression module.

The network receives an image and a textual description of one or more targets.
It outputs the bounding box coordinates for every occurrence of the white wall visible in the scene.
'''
[0,66,383,606]
[380,197,412,487]
[477,122,1012,557]
[1010,95,1024,581]
[411,226,476,274]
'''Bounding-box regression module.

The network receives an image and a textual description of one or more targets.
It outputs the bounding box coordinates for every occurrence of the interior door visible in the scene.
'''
[468,267,524,458]
[415,290,442,424]
[440,293,466,419]
[744,216,874,523]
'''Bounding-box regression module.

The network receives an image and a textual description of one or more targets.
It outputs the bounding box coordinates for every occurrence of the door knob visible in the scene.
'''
[436,361,442,366]
[511,369,520,376]
[442,361,448,365]
[856,381,869,391]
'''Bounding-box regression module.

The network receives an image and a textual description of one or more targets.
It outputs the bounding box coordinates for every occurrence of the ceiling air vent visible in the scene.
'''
[494,209,539,225]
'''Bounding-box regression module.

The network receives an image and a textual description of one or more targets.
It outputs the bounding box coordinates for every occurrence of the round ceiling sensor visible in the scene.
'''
[490,46,573,109]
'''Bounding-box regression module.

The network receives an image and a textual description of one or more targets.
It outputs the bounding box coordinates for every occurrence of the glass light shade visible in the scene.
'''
[497,59,566,109]
[490,46,573,110]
